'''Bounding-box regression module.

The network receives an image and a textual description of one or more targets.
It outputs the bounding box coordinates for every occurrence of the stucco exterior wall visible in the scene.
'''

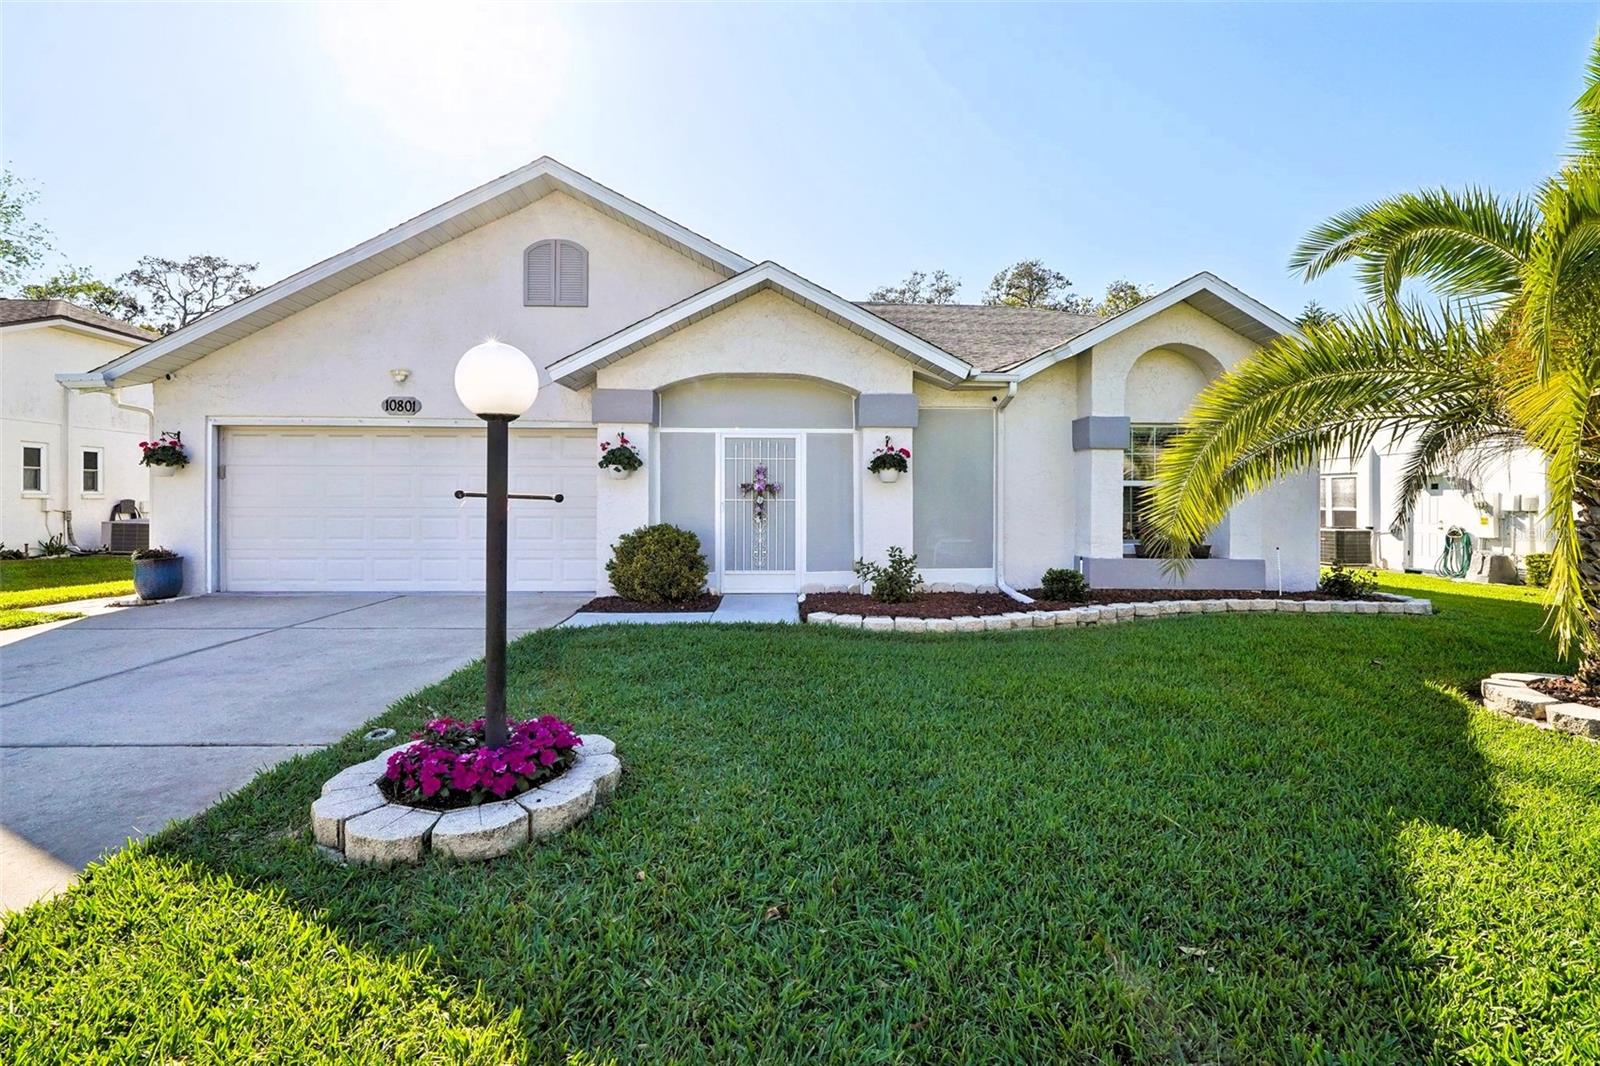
[595,292,914,589]
[1076,301,1318,590]
[1,324,150,550]
[151,189,723,588]
[595,290,914,395]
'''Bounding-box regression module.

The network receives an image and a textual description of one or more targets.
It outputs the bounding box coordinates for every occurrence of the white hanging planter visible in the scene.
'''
[607,466,633,480]
[876,468,902,484]
[149,464,180,478]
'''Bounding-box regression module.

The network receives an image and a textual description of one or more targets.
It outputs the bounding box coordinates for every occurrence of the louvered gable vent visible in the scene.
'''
[524,239,587,307]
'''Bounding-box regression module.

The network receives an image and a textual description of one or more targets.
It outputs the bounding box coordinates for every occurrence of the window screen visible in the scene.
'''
[912,409,994,568]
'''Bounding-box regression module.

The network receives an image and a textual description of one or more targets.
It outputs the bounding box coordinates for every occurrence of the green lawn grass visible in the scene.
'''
[0,608,80,630]
[3,574,1597,1063]
[0,555,134,612]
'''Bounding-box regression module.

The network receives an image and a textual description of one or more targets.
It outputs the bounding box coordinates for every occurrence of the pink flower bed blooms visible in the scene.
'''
[381,715,582,810]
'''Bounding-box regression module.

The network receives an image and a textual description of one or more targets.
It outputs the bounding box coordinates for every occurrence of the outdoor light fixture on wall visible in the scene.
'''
[453,338,557,748]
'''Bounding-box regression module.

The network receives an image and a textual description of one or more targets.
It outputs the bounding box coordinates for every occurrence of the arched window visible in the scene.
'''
[524,239,588,307]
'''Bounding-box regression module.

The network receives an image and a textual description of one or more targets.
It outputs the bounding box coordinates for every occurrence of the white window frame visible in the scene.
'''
[20,441,47,497]
[1122,423,1179,555]
[81,446,105,497]
[1320,474,1358,529]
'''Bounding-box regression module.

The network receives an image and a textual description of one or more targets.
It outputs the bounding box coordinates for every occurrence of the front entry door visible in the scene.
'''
[720,435,799,592]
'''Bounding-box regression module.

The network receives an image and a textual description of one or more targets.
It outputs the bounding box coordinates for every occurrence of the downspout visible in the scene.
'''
[993,382,1034,604]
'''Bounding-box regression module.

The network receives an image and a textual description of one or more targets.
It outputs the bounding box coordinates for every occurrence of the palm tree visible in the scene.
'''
[1147,36,1600,680]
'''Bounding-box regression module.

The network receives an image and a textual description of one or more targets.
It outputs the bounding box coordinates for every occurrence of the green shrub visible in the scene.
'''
[853,546,923,603]
[1524,552,1553,588]
[606,524,708,604]
[1317,563,1377,599]
[1040,567,1088,602]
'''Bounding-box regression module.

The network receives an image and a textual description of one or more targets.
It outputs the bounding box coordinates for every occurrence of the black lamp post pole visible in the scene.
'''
[482,413,512,748]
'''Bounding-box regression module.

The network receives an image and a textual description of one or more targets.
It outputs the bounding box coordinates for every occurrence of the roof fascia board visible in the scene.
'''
[1,318,149,346]
[1002,272,1297,382]
[96,158,753,386]
[548,262,971,388]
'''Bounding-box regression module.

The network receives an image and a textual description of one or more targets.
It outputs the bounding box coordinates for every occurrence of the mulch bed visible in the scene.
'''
[800,588,1348,620]
[579,594,722,613]
[1528,675,1600,709]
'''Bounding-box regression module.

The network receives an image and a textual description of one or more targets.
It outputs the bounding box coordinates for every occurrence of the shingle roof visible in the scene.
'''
[0,299,153,343]
[855,302,1104,372]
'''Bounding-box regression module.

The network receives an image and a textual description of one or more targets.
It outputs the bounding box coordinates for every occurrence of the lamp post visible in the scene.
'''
[454,339,540,748]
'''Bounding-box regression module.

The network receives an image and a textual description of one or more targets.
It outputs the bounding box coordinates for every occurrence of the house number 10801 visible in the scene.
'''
[382,396,422,415]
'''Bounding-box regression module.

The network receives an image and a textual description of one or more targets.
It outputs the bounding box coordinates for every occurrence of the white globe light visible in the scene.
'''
[454,339,539,418]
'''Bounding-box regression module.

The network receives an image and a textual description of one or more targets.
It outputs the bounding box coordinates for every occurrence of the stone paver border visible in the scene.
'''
[1481,672,1600,740]
[802,592,1433,632]
[312,734,620,866]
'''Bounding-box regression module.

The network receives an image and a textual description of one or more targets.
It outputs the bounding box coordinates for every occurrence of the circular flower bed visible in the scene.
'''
[312,716,621,866]
[380,715,581,809]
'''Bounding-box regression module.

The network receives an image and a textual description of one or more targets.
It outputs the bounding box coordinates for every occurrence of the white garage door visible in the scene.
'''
[220,427,597,592]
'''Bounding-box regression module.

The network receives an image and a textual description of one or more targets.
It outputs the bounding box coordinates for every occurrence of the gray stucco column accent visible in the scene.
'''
[857,393,918,428]
[592,388,659,425]
[1071,415,1131,451]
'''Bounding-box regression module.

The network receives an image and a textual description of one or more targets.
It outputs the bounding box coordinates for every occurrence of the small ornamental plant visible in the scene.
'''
[1317,563,1378,600]
[1040,567,1089,602]
[380,715,582,810]
[854,545,924,603]
[867,435,911,475]
[598,432,644,472]
[139,432,189,469]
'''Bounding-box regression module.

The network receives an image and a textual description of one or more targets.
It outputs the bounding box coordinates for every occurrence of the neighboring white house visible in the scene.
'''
[1,300,154,553]
[61,158,1319,596]
[1320,439,1551,577]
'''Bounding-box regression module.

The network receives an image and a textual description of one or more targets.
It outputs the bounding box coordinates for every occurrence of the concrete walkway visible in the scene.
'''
[0,592,585,912]
[562,593,799,627]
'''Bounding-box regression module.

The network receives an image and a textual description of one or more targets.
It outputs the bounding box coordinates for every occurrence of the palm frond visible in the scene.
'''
[1505,365,1592,652]
[1289,188,1536,308]
[1390,421,1524,535]
[1568,33,1600,160]
[1145,307,1503,568]
[1522,165,1600,376]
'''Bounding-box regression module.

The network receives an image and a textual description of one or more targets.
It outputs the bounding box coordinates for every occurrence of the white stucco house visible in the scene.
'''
[1,300,154,554]
[60,158,1318,596]
[1320,439,1551,579]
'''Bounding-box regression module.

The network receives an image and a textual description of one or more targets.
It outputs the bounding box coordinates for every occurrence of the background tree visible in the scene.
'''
[1294,300,1340,328]
[985,259,1081,310]
[1097,279,1152,316]
[22,267,145,322]
[0,170,54,289]
[1147,36,1600,678]
[867,269,960,304]
[120,254,259,334]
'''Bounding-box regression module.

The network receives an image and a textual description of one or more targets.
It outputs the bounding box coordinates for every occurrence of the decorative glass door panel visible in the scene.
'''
[722,436,797,585]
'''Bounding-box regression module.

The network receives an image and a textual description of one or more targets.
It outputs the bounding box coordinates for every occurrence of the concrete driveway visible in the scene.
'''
[0,592,586,912]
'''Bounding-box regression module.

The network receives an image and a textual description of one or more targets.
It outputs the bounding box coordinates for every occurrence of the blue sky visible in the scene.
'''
[4,2,1595,317]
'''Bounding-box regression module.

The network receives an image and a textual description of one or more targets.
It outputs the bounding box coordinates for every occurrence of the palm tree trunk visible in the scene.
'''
[1574,476,1600,688]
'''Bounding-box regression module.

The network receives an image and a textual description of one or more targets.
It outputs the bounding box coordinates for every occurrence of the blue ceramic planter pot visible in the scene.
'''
[133,556,184,601]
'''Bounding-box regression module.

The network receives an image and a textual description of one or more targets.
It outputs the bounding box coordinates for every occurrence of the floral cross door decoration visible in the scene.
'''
[740,464,783,525]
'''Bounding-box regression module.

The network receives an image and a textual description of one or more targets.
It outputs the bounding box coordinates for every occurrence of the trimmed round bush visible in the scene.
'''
[607,524,709,604]
[1040,567,1088,602]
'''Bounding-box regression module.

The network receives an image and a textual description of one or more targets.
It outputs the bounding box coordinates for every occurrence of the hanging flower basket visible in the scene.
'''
[140,432,189,477]
[868,436,910,483]
[598,431,643,479]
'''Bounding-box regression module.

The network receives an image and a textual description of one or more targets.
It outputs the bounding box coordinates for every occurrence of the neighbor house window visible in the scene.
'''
[524,239,588,306]
[81,448,103,495]
[1321,474,1357,528]
[21,444,45,495]
[1122,424,1181,553]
